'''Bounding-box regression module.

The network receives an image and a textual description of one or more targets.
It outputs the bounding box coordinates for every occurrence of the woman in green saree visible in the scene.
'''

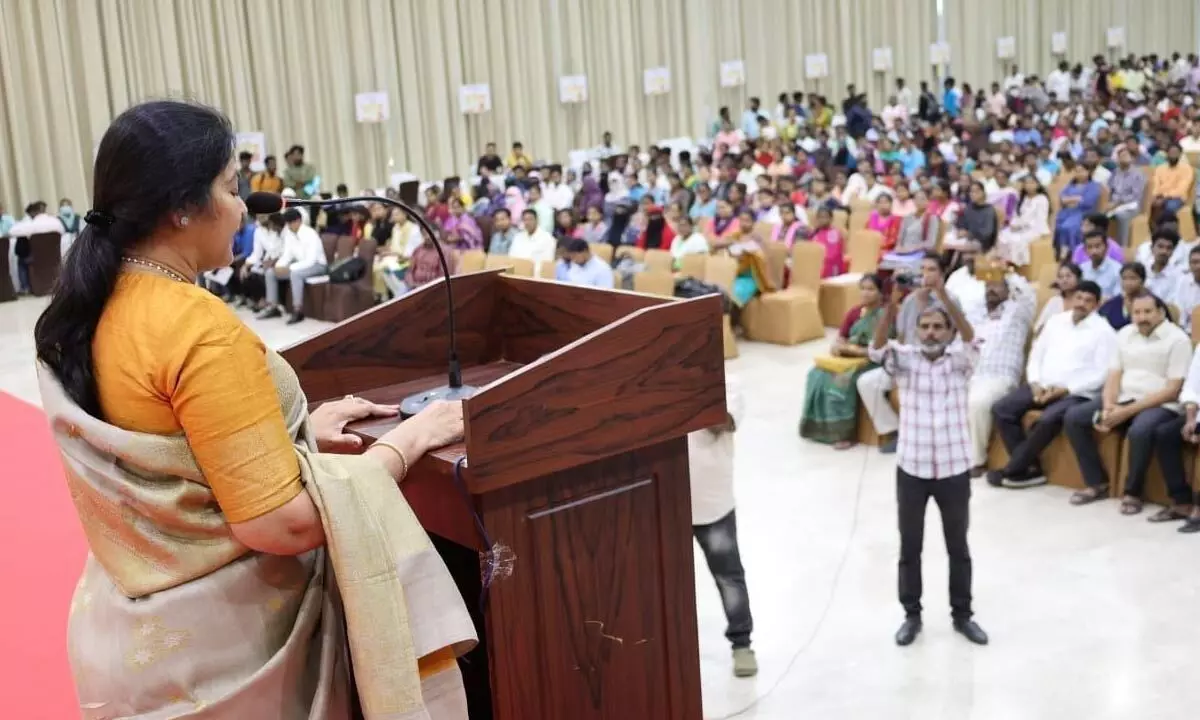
[799,273,888,448]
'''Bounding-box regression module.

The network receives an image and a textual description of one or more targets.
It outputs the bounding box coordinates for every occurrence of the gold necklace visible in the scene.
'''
[122,256,192,283]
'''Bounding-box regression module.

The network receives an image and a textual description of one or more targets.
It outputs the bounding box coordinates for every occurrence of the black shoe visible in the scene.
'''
[286,312,305,325]
[1001,467,1047,489]
[1179,517,1200,534]
[257,307,282,320]
[894,617,922,646]
[953,619,989,645]
[986,470,1005,487]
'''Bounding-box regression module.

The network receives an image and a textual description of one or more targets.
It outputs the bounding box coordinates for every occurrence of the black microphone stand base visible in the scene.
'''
[400,384,478,418]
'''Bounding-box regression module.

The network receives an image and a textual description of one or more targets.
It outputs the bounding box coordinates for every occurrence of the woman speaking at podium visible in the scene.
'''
[34,100,476,718]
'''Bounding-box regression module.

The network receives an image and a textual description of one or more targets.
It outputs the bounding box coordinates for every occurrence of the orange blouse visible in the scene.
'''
[93,271,302,523]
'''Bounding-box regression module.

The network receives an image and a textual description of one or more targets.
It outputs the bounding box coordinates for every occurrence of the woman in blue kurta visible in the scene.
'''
[1053,164,1101,258]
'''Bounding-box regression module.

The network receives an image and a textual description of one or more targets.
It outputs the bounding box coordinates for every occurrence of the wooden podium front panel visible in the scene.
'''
[480,439,702,720]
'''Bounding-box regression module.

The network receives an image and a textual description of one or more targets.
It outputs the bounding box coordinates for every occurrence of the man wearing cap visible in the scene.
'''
[555,239,614,289]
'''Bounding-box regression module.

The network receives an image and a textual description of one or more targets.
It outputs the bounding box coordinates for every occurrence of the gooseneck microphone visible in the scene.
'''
[245,191,476,417]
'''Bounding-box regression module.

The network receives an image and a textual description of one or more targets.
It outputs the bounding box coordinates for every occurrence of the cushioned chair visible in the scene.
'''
[484,255,534,276]
[457,249,486,273]
[789,242,826,296]
[986,410,1122,492]
[590,243,614,264]
[722,314,738,359]
[27,232,63,296]
[1026,236,1054,281]
[846,230,882,273]
[741,288,825,345]
[856,389,901,446]
[678,252,707,279]
[832,209,850,232]
[537,260,557,279]
[818,273,863,328]
[704,254,738,292]
[760,241,789,289]
[304,238,378,322]
[643,248,673,273]
[615,246,645,263]
[632,270,674,296]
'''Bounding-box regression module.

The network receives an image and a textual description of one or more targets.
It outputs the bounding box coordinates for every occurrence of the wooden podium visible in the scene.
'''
[280,269,726,719]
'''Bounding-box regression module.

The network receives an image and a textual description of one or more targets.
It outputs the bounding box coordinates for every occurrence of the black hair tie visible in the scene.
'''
[84,210,115,230]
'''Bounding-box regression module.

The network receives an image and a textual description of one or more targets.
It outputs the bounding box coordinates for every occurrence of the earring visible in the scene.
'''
[179,216,190,227]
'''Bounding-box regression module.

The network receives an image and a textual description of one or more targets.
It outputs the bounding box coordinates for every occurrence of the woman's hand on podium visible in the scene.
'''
[311,396,400,453]
[365,400,464,482]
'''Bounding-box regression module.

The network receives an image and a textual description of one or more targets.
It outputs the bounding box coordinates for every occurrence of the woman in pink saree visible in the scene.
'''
[808,206,847,278]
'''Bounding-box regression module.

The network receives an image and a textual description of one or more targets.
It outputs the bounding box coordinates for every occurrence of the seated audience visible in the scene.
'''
[799,274,887,448]
[989,281,1115,488]
[1064,291,1190,511]
[1169,349,1200,532]
[1150,144,1192,227]
[509,208,557,273]
[1068,213,1125,265]
[488,208,517,255]
[720,209,771,309]
[1080,230,1124,299]
[964,263,1036,475]
[807,206,847,278]
[948,182,998,252]
[1134,221,1198,271]
[442,196,483,250]
[258,208,328,324]
[402,226,453,292]
[579,205,608,245]
[1054,164,1102,257]
[1035,261,1083,333]
[8,201,64,294]
[889,189,940,260]
[373,209,422,298]
[866,194,902,256]
[1142,226,1184,299]
[240,213,285,310]
[671,215,710,260]
[996,176,1049,266]
[1098,262,1149,330]
[555,239,614,289]
[637,206,676,250]
[1171,245,1200,332]
[1107,147,1148,246]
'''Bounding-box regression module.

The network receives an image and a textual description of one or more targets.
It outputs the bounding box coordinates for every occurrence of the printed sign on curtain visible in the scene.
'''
[719,60,746,88]
[458,84,492,114]
[1106,27,1125,48]
[559,75,588,103]
[872,47,893,72]
[354,92,389,123]
[804,54,829,79]
[996,37,1016,59]
[643,67,671,96]
[234,132,267,171]
[1051,31,1068,55]
[929,42,951,66]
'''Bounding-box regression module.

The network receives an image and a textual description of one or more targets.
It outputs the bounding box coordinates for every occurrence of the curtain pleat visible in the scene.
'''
[2,0,1198,213]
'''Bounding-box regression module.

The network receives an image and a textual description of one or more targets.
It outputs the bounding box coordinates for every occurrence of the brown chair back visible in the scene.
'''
[458,249,486,273]
[334,235,358,262]
[28,232,63,296]
[847,230,882,273]
[590,243,614,263]
[632,270,675,296]
[616,246,645,263]
[644,248,673,272]
[704,254,738,291]
[790,241,826,293]
[320,232,339,264]
[761,241,789,288]
[1192,307,1200,345]
[678,252,707,279]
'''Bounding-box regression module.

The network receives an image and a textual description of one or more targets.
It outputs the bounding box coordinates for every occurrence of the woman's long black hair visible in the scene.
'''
[34,100,234,418]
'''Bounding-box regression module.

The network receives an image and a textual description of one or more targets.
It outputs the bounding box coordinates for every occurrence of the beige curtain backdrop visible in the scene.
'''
[0,0,1196,214]
[945,0,1197,87]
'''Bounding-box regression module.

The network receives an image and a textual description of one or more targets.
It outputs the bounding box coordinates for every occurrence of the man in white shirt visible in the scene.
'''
[1172,245,1200,332]
[881,96,908,130]
[1063,291,1191,509]
[239,213,285,309]
[895,78,915,113]
[672,216,710,259]
[964,265,1036,475]
[509,208,557,275]
[258,208,329,324]
[543,165,575,212]
[1142,227,1183,300]
[988,281,1117,488]
[1003,66,1025,93]
[1046,61,1072,103]
[687,376,758,676]
[1136,224,1197,273]
[1170,346,1200,532]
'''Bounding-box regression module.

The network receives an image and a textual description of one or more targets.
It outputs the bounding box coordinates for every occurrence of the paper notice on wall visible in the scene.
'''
[804,54,829,79]
[234,131,267,171]
[719,60,745,88]
[1051,31,1068,55]
[929,42,951,66]
[354,92,389,123]
[643,67,671,95]
[872,47,893,72]
[559,75,588,103]
[458,84,492,114]
[996,36,1016,59]
[1106,26,1125,48]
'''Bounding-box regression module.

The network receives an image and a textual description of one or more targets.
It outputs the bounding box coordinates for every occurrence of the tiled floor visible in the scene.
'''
[4,294,1200,719]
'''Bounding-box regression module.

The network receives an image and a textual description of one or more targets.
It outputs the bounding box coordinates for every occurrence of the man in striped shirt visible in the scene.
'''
[869,274,989,648]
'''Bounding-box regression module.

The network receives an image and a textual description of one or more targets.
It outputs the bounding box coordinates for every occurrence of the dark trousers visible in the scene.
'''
[1149,415,1196,505]
[693,510,753,649]
[16,257,30,293]
[992,387,1088,474]
[1064,399,1180,493]
[897,469,972,620]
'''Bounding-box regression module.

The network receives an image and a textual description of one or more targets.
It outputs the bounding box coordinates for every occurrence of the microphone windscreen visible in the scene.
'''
[245,192,284,215]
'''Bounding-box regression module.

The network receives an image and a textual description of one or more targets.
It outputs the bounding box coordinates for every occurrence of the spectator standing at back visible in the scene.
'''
[942,78,962,119]
[236,151,254,199]
[251,155,284,194]
[896,78,915,113]
[281,145,317,198]
[506,142,533,169]
[742,97,765,140]
[868,273,989,648]
[918,81,940,123]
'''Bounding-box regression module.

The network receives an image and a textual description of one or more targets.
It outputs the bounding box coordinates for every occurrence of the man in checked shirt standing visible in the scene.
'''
[869,272,990,648]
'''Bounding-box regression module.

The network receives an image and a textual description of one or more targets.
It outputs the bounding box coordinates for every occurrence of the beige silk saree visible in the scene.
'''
[39,351,477,719]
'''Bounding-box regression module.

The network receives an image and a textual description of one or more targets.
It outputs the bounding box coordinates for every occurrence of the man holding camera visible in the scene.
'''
[869,273,989,647]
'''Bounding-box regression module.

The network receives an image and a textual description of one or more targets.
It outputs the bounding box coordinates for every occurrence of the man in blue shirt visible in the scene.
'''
[897,137,927,178]
[1079,230,1123,300]
[942,77,961,119]
[556,239,615,289]
[1012,117,1043,148]
[741,97,765,140]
